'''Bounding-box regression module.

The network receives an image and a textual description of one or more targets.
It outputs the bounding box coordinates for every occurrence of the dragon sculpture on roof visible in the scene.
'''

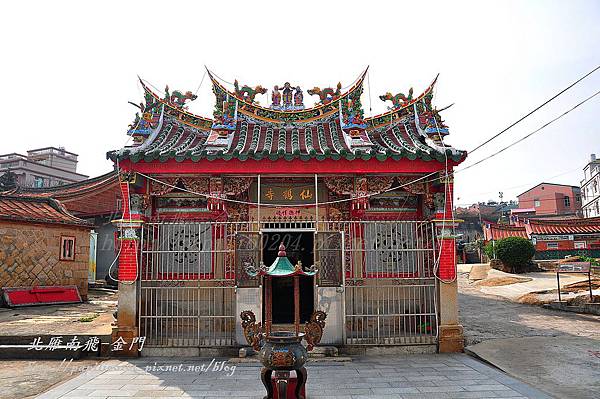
[308,82,342,104]
[379,88,414,109]
[233,80,267,104]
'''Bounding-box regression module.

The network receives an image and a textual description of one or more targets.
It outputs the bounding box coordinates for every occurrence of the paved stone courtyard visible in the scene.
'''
[37,354,551,399]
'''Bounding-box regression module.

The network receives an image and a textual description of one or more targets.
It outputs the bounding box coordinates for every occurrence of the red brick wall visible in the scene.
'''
[118,239,138,282]
[439,238,456,280]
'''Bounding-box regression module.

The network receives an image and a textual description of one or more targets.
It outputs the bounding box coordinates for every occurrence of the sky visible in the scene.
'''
[1,0,599,205]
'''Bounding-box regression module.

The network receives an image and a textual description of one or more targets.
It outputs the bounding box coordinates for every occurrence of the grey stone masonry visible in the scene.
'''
[37,354,553,399]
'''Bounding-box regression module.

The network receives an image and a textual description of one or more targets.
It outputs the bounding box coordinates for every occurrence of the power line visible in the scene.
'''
[458,89,600,173]
[456,164,585,200]
[468,64,600,154]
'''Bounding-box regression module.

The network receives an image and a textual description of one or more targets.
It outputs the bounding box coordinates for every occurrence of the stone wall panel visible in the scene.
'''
[0,221,91,300]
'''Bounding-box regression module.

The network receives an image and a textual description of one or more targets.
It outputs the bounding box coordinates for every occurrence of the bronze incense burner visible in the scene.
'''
[240,243,327,399]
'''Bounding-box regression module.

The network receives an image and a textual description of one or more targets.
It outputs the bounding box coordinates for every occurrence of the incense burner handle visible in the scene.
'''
[304,310,327,351]
[240,310,263,351]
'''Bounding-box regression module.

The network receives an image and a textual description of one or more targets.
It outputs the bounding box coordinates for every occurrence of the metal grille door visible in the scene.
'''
[322,220,439,345]
[138,222,251,347]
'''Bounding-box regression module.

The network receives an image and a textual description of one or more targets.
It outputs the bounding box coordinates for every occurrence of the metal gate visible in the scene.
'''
[322,220,439,345]
[138,221,253,347]
[138,220,438,347]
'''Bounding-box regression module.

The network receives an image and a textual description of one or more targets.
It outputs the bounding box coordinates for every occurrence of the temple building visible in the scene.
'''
[107,69,466,355]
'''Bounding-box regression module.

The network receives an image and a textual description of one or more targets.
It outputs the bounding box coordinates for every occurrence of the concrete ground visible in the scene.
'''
[459,264,596,303]
[0,360,101,399]
[37,355,552,399]
[0,288,117,336]
[459,267,600,399]
[0,289,117,398]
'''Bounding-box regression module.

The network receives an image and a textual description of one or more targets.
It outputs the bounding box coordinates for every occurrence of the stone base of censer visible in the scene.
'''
[266,370,307,399]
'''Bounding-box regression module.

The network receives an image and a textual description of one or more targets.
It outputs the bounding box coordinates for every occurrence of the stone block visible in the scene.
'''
[438,325,464,353]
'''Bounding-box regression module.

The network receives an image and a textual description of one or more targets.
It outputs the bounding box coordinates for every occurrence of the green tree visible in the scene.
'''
[0,170,17,191]
[494,237,536,273]
[484,241,496,260]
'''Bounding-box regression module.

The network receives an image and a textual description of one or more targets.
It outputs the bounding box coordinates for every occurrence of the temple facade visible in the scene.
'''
[108,69,466,355]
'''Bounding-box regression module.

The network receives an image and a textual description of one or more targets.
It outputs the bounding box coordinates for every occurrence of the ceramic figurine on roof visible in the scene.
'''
[341,85,366,129]
[270,85,282,109]
[308,82,342,104]
[379,88,414,110]
[415,91,451,140]
[211,98,236,131]
[212,84,237,131]
[281,82,294,109]
[293,86,304,109]
[126,92,161,143]
[233,80,267,104]
[270,83,304,111]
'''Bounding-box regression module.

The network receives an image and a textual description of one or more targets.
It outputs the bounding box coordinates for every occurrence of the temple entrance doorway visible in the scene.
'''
[262,231,314,324]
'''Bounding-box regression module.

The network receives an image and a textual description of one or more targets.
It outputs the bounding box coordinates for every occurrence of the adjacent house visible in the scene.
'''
[581,153,600,218]
[0,196,93,300]
[516,183,582,218]
[6,171,122,284]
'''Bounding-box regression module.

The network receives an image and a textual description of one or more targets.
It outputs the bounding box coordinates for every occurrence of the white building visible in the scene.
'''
[581,153,600,218]
[0,147,88,188]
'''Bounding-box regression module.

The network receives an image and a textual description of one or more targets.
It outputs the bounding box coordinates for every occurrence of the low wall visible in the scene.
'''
[534,249,600,260]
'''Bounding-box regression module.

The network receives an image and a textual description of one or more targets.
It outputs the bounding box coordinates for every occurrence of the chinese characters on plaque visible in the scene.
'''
[261,184,315,204]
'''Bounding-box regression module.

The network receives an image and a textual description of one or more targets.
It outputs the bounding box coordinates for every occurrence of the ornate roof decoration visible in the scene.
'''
[207,69,367,124]
[109,70,466,164]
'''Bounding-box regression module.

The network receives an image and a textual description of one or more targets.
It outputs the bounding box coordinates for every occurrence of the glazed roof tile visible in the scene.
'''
[527,217,600,235]
[112,114,463,163]
[484,223,529,241]
[0,196,92,227]
[4,171,120,217]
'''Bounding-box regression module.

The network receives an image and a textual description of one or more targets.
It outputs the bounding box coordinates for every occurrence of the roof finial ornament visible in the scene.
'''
[278,243,286,257]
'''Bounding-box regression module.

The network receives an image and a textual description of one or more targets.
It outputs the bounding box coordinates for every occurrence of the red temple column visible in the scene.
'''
[111,173,145,356]
[432,171,464,353]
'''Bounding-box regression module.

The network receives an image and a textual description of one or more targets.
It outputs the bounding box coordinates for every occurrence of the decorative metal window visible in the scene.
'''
[315,231,343,287]
[59,236,76,261]
[365,223,419,276]
[574,241,586,249]
[235,232,261,288]
[546,242,559,249]
[156,223,212,276]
